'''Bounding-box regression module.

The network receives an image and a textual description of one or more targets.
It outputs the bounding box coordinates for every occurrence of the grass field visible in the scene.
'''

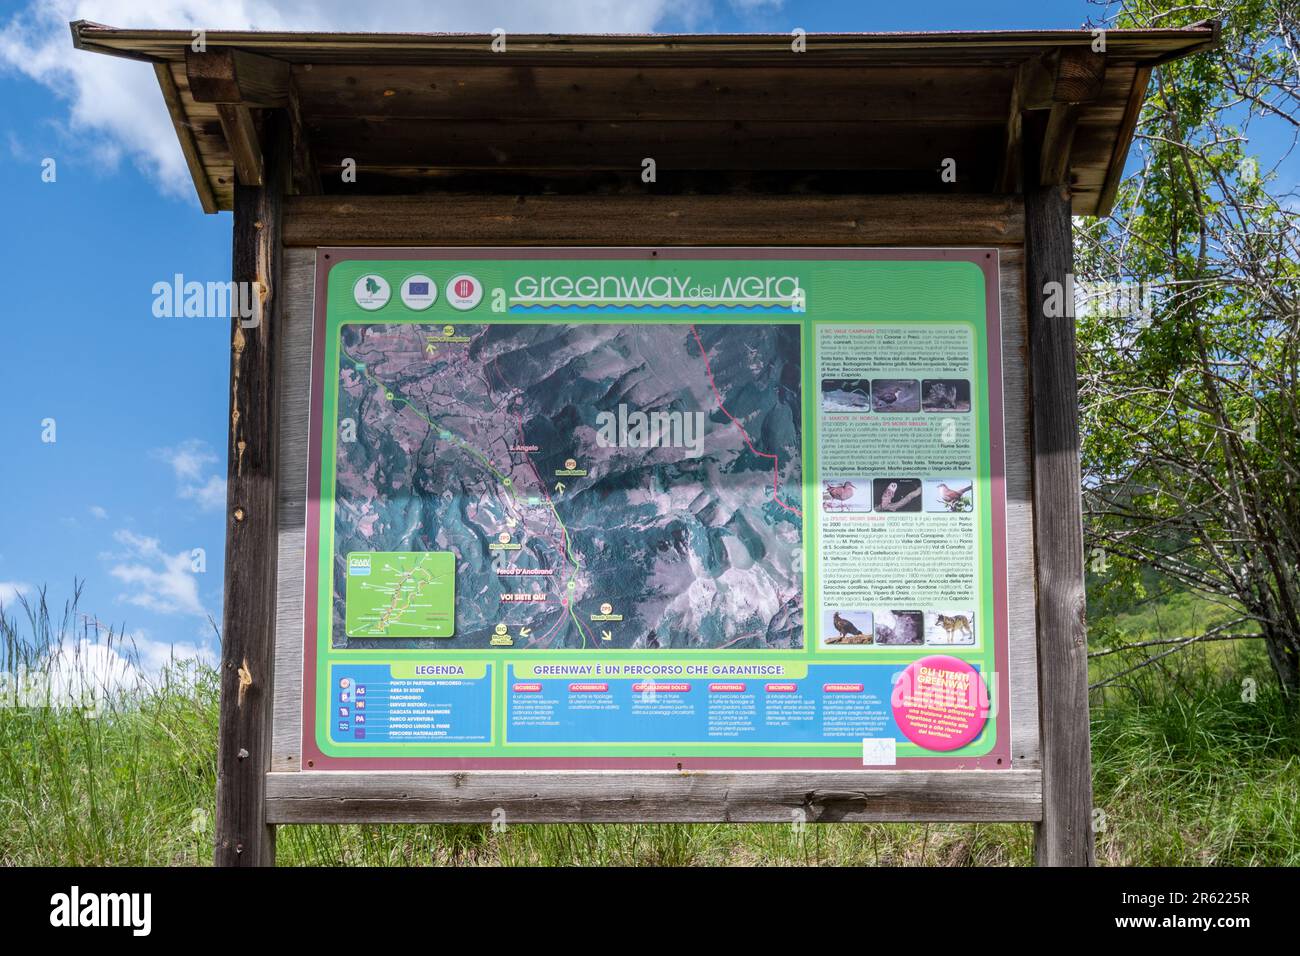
[2,590,1297,866]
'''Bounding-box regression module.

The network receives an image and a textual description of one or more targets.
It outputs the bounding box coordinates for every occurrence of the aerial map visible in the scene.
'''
[330,321,805,651]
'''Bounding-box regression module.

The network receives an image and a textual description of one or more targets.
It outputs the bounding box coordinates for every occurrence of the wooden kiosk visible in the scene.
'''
[72,21,1218,867]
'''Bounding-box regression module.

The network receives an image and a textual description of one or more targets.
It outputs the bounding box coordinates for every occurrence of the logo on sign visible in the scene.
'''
[401,274,437,310]
[353,274,391,311]
[445,274,483,311]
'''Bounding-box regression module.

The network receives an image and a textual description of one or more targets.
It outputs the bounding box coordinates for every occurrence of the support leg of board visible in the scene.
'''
[1023,139,1096,867]
[214,110,287,867]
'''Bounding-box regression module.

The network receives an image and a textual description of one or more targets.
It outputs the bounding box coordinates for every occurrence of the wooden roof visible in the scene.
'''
[71,21,1218,217]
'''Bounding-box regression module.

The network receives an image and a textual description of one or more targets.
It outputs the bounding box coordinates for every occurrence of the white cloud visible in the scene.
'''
[106,529,207,617]
[89,504,108,519]
[0,0,692,199]
[154,438,225,511]
[0,581,31,605]
[1,630,217,713]
[155,438,216,483]
[179,474,226,511]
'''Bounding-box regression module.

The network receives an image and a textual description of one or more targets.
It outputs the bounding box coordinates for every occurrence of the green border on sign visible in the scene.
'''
[312,257,998,759]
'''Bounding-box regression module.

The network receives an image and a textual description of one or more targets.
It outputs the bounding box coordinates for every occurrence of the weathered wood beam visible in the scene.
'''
[1013,48,1106,190]
[1096,64,1152,216]
[286,76,321,196]
[1023,116,1096,867]
[217,103,265,187]
[303,118,1002,175]
[1053,47,1108,104]
[281,193,1025,247]
[153,62,217,213]
[185,48,290,106]
[294,64,1011,123]
[266,770,1044,824]
[1039,101,1082,187]
[1017,52,1060,110]
[214,111,287,868]
[995,59,1043,192]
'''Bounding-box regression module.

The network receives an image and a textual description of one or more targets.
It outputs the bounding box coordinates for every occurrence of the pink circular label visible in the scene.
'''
[891,655,989,751]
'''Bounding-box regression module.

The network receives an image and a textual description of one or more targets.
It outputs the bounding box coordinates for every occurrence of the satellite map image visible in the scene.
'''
[330,321,805,651]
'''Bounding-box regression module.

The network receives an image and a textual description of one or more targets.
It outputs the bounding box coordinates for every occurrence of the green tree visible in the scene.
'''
[1077,0,1300,697]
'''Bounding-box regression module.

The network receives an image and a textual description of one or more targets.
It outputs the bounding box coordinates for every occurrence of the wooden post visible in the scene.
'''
[1024,116,1096,866]
[214,111,285,866]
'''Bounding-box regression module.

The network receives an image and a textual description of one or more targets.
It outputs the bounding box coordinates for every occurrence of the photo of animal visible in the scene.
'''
[925,610,976,645]
[822,478,872,513]
[924,478,974,513]
[821,378,871,412]
[921,378,972,412]
[822,609,873,646]
[874,610,924,645]
[869,379,920,413]
[873,477,922,512]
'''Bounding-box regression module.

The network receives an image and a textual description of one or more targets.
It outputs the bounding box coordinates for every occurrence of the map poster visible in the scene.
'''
[302,248,1011,770]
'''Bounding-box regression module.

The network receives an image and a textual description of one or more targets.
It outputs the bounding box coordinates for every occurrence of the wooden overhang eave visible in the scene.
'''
[69,20,1220,218]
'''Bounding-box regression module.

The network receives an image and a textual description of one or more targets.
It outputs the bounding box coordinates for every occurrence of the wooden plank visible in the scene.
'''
[153,62,217,214]
[270,248,315,774]
[185,47,289,106]
[170,62,236,208]
[217,103,265,187]
[287,76,322,195]
[1039,102,1082,187]
[282,194,1025,247]
[214,112,287,867]
[1095,65,1151,216]
[294,64,1013,123]
[304,117,1003,174]
[265,770,1043,823]
[995,63,1028,193]
[1023,124,1095,865]
[999,248,1041,767]
[71,21,1222,66]
[1053,48,1108,104]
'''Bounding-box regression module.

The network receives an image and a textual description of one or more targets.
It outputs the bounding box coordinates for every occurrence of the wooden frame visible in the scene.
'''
[261,194,1048,830]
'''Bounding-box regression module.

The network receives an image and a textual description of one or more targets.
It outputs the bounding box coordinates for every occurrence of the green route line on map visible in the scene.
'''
[346,351,516,492]
[343,346,590,648]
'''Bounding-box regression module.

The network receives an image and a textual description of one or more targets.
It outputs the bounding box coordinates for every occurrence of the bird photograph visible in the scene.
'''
[824,610,873,645]
[822,478,871,513]
[874,610,924,645]
[870,378,920,413]
[922,378,971,412]
[874,477,923,512]
[820,377,871,412]
[924,478,974,513]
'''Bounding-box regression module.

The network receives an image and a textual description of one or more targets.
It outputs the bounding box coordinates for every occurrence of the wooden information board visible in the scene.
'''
[296,248,1011,772]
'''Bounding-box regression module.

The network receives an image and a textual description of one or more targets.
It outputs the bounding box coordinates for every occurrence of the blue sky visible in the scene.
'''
[0,0,1285,671]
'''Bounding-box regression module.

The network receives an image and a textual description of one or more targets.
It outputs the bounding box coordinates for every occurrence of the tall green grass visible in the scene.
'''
[1,589,1295,866]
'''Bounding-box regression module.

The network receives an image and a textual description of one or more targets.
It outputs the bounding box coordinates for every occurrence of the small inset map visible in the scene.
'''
[344,551,456,638]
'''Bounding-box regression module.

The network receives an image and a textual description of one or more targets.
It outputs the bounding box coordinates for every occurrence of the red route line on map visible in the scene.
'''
[688,324,803,519]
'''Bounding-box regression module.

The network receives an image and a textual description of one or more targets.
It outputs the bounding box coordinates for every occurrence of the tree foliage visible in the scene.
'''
[1077,0,1300,695]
